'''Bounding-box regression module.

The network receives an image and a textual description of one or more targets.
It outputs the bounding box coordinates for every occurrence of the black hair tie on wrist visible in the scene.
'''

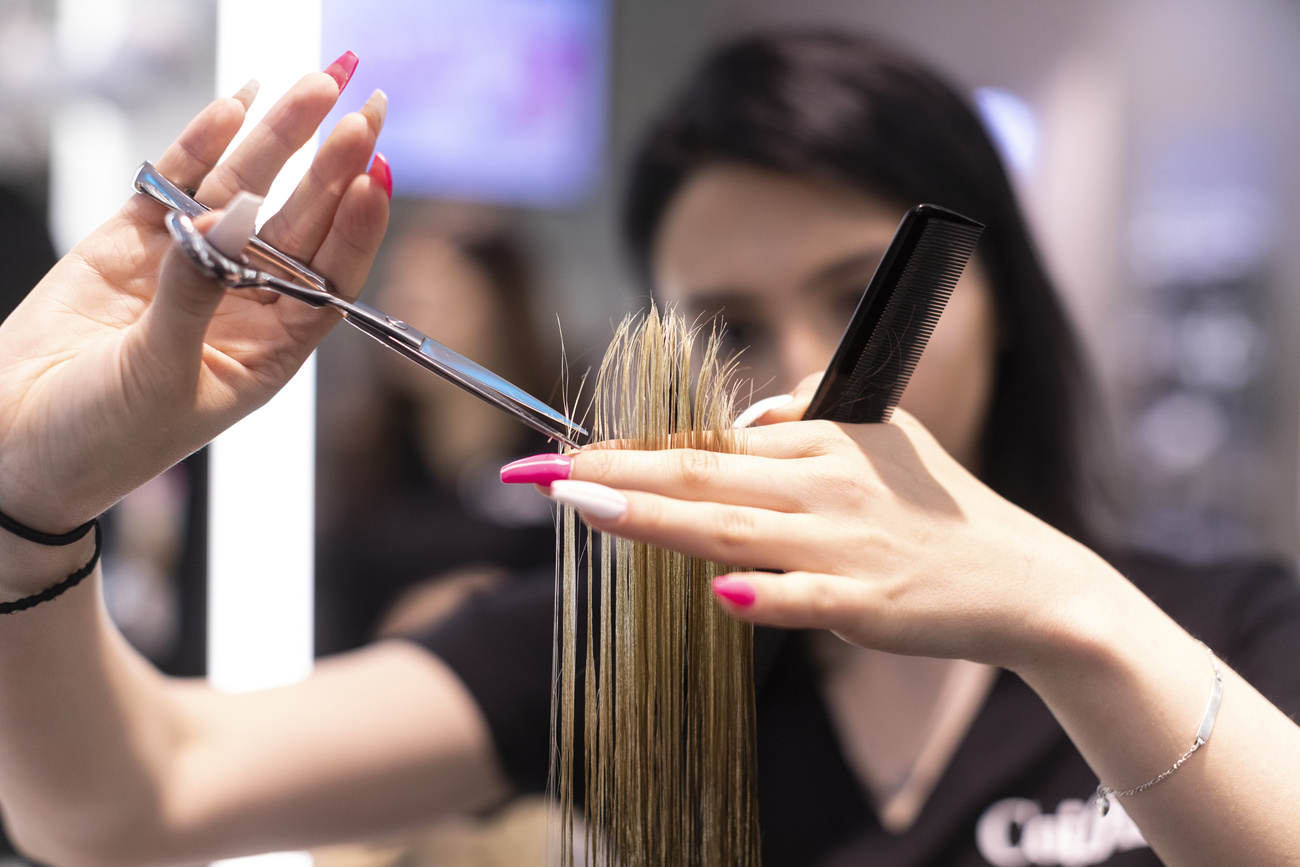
[0,520,102,614]
[0,507,97,546]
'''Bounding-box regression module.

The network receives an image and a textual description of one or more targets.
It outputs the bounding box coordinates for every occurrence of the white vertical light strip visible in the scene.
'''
[211,1,320,866]
[49,0,131,254]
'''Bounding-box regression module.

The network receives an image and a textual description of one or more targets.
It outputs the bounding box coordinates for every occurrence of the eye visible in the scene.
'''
[715,315,769,361]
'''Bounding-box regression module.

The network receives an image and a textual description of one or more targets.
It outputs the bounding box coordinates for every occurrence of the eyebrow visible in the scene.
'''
[671,246,891,310]
[804,247,889,294]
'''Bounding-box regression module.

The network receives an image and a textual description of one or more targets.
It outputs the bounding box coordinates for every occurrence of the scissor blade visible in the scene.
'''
[416,337,587,449]
[337,302,587,449]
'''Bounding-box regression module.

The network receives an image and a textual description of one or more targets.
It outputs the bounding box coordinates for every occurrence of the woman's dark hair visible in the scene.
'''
[623,30,1096,541]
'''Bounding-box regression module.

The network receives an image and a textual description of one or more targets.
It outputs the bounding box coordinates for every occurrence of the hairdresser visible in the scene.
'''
[493,32,1300,866]
[0,39,1294,867]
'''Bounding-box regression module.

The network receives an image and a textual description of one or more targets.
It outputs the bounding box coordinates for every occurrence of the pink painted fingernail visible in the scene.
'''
[501,453,572,485]
[547,480,627,520]
[324,50,360,92]
[369,152,393,200]
[713,577,756,607]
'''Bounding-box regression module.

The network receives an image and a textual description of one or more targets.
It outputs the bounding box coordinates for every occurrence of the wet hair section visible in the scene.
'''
[552,307,760,866]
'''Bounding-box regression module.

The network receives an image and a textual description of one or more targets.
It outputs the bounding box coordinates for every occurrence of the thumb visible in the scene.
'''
[730,373,825,429]
[146,199,257,359]
[788,373,823,419]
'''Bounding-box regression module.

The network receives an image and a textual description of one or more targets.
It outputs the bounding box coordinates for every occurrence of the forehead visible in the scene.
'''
[652,164,904,299]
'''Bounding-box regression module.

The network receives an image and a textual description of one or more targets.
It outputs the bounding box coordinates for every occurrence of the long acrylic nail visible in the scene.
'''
[546,480,627,520]
[369,152,393,200]
[360,89,388,134]
[732,394,794,429]
[206,191,263,258]
[713,577,757,607]
[501,453,572,485]
[232,78,260,109]
[324,50,359,92]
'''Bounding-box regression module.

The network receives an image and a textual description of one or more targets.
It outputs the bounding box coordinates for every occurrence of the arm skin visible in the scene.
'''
[560,383,1300,867]
[0,72,508,866]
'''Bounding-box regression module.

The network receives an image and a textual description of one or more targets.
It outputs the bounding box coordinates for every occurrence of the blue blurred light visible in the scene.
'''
[322,0,608,208]
[973,86,1038,178]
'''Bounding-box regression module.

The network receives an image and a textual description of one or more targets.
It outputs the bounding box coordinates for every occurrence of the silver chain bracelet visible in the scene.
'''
[1095,641,1223,816]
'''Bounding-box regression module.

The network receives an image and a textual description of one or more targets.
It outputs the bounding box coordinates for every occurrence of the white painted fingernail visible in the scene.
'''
[206,191,263,258]
[361,88,388,133]
[547,480,628,520]
[232,78,260,108]
[731,394,794,429]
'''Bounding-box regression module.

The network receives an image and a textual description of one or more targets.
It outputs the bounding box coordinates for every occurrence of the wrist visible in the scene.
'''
[0,518,101,601]
[1002,537,1154,683]
[0,476,95,539]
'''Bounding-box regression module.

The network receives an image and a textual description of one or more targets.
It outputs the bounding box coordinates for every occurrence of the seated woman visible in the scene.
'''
[0,35,1297,867]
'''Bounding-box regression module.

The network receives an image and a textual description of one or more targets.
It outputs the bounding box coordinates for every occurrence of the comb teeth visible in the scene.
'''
[807,206,984,425]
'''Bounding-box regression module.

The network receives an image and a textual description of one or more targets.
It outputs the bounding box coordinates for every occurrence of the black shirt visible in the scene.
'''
[415,552,1300,866]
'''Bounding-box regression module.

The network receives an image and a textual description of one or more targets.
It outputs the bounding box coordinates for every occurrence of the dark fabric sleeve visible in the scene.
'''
[1209,560,1300,721]
[1120,554,1300,721]
[408,573,559,794]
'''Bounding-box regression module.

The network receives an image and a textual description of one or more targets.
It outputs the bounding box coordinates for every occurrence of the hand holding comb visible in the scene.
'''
[804,204,984,423]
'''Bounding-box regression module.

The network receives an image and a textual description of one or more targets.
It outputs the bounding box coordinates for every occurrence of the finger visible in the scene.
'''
[712,570,876,635]
[145,91,251,201]
[293,164,389,318]
[789,373,823,416]
[726,373,823,429]
[545,481,830,572]
[569,446,808,512]
[579,416,843,463]
[731,393,794,429]
[196,70,344,207]
[258,89,387,264]
[139,210,232,365]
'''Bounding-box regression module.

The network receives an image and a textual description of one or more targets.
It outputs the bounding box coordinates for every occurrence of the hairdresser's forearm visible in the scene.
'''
[1014,547,1300,867]
[0,533,184,867]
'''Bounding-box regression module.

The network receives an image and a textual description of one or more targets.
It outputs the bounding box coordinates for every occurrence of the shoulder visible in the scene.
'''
[1109,549,1300,719]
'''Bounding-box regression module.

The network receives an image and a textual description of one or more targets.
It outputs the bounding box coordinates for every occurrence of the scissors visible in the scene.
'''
[133,161,588,449]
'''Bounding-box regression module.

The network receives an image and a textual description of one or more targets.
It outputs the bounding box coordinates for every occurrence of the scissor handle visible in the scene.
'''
[133,161,336,297]
[159,200,589,450]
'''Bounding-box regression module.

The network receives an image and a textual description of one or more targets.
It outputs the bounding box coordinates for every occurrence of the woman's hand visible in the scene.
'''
[542,381,1122,672]
[0,64,390,544]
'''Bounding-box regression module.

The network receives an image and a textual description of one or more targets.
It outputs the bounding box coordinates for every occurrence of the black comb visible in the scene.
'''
[804,204,983,423]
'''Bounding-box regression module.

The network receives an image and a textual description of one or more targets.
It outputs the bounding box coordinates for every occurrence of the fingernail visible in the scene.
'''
[232,78,260,109]
[713,577,757,607]
[206,191,263,258]
[546,480,627,520]
[324,50,360,92]
[731,394,794,429]
[360,88,388,134]
[369,152,393,200]
[501,453,572,485]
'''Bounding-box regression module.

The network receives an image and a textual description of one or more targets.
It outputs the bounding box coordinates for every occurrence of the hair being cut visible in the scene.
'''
[552,308,760,866]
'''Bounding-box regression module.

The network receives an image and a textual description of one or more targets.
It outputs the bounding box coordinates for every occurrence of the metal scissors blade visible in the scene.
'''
[134,161,587,449]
